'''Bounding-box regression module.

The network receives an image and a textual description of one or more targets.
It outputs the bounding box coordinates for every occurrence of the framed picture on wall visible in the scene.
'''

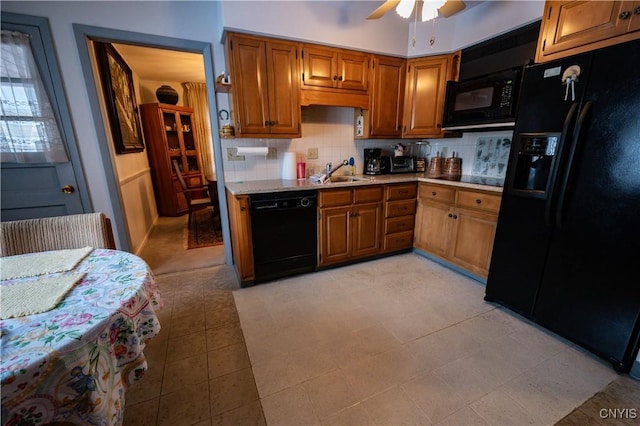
[95,42,144,154]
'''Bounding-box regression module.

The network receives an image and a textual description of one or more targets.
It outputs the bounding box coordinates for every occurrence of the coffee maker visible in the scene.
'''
[364,148,388,175]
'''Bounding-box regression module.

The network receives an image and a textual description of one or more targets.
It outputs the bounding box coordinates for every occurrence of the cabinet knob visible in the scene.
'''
[453,214,458,219]
[475,199,482,204]
[432,191,437,196]
[338,75,343,81]
[333,75,338,80]
[619,10,631,19]
[264,120,270,126]
[448,213,453,218]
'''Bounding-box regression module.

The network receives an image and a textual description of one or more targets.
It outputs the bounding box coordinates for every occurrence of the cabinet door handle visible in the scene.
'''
[634,6,640,14]
[619,10,631,19]
[475,199,482,204]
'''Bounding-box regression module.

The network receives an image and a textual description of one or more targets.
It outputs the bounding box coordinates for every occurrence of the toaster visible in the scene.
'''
[388,156,416,174]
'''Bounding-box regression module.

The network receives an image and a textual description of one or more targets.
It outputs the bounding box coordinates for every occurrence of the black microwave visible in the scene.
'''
[442,67,522,131]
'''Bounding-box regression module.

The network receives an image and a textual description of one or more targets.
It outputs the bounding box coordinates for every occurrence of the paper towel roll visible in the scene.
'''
[237,146,268,155]
[282,151,297,180]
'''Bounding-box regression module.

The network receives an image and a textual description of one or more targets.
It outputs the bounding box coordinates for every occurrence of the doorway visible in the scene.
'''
[73,24,232,266]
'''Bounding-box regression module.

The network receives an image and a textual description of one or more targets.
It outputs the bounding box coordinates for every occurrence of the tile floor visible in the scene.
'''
[127,214,638,425]
[233,254,627,426]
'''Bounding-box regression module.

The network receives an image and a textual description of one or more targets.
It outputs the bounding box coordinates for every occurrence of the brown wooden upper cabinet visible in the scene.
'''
[369,55,406,138]
[402,52,460,138]
[226,33,301,138]
[301,45,371,92]
[536,1,640,62]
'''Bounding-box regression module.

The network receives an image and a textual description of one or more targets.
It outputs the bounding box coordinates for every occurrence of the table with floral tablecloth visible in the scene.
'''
[1,249,162,426]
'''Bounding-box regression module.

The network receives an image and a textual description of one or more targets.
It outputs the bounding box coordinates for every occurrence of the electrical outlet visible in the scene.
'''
[267,147,277,160]
[308,147,318,159]
[226,147,245,161]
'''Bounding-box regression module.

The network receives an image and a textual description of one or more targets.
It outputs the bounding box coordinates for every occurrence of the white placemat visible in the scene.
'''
[0,247,93,280]
[0,272,85,319]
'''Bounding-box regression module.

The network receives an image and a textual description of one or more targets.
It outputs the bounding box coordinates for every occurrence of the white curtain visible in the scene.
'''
[0,30,68,163]
[183,82,215,179]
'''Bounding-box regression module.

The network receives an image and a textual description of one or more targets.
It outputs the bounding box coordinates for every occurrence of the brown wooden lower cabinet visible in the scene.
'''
[226,190,254,282]
[414,183,501,278]
[383,183,417,253]
[318,186,383,267]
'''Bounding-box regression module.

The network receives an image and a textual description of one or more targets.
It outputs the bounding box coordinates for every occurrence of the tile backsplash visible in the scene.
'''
[221,106,513,182]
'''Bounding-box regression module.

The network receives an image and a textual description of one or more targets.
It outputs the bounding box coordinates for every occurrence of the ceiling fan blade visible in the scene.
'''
[367,0,401,20]
[438,0,466,18]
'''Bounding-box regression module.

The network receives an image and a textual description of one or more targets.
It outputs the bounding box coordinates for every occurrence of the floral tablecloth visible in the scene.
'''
[1,249,162,426]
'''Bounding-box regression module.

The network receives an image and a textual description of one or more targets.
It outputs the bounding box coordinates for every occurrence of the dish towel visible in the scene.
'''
[0,246,93,280]
[1,272,85,319]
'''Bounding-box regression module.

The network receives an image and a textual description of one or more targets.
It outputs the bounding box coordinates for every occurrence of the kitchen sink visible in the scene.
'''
[326,176,371,183]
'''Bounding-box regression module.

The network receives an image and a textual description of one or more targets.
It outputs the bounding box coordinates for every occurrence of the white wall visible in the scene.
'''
[408,0,545,56]
[221,1,411,56]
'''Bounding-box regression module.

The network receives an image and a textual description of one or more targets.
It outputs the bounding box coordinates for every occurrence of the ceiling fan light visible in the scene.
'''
[396,0,416,18]
[422,0,446,21]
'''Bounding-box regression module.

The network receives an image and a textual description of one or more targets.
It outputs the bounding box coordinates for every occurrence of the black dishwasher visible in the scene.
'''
[250,191,317,284]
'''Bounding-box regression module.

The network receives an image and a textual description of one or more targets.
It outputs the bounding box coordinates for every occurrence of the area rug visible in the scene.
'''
[186,208,223,249]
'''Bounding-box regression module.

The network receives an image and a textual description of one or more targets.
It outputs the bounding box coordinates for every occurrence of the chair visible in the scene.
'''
[172,160,217,242]
[0,212,116,257]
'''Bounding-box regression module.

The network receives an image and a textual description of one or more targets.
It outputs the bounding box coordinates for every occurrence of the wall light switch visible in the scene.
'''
[308,147,318,159]
[226,147,245,161]
[267,147,277,159]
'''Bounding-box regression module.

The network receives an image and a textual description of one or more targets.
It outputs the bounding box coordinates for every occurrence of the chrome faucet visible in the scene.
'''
[325,159,349,178]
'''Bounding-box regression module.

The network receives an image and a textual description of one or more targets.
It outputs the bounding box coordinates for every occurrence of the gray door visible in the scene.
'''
[1,163,84,220]
[1,14,89,221]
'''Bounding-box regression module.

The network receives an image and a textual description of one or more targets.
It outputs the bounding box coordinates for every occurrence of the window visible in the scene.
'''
[0,29,68,163]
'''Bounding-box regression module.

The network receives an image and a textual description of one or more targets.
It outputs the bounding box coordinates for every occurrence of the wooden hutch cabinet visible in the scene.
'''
[139,103,203,216]
[536,1,640,62]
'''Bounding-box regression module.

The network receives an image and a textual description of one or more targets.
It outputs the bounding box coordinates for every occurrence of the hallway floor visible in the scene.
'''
[126,215,639,425]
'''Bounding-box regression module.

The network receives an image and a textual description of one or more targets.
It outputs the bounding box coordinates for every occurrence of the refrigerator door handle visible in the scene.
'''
[544,102,579,227]
[555,101,592,230]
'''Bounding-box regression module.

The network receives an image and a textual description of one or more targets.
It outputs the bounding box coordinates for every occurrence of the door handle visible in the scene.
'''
[544,102,578,228]
[555,101,591,230]
[61,185,75,194]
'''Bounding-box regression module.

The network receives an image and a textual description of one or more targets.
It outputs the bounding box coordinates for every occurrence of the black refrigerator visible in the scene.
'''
[485,38,640,372]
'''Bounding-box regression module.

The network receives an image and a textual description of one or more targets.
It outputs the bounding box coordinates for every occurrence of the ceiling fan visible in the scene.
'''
[367,0,466,21]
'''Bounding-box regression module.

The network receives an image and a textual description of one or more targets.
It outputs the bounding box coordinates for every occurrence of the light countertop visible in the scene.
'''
[225,173,504,195]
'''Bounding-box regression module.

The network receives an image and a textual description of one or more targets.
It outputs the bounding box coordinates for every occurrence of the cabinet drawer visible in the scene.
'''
[387,183,418,201]
[385,216,415,235]
[418,184,455,204]
[385,199,417,218]
[354,186,384,204]
[319,189,353,207]
[456,190,501,213]
[384,231,414,251]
